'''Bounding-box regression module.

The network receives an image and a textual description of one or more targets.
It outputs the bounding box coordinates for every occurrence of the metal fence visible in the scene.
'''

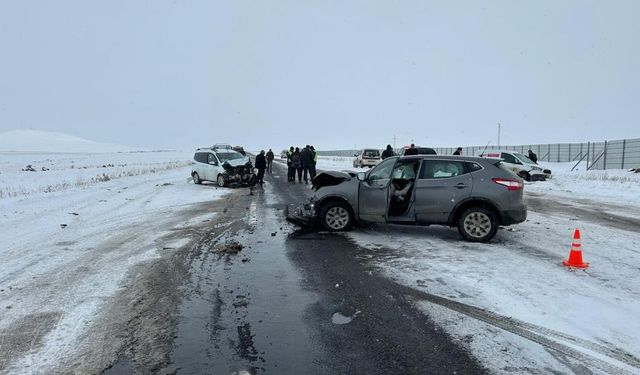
[433,138,640,170]
[319,137,640,170]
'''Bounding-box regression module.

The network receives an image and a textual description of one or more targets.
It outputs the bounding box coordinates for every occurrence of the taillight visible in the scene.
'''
[492,178,523,191]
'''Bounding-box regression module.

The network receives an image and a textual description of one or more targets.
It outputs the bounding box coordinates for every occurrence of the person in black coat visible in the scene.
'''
[381,144,395,159]
[255,150,267,184]
[404,144,418,156]
[453,147,462,155]
[528,149,538,164]
[291,148,302,183]
[300,145,312,184]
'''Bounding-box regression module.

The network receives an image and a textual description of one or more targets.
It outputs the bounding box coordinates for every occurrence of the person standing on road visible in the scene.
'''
[291,147,302,183]
[453,147,462,155]
[300,145,312,184]
[528,149,538,164]
[381,144,395,159]
[309,145,318,181]
[266,149,274,173]
[255,150,267,185]
[287,146,294,181]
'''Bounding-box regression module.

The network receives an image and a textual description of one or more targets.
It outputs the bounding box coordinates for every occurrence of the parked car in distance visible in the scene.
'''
[398,146,437,156]
[280,150,288,159]
[353,148,382,168]
[192,147,256,187]
[478,150,551,181]
[292,155,527,242]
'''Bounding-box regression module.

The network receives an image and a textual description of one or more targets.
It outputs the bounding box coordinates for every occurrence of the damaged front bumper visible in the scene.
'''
[286,201,318,227]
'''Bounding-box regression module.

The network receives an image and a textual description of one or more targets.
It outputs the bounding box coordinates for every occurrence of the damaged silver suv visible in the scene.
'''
[292,155,527,242]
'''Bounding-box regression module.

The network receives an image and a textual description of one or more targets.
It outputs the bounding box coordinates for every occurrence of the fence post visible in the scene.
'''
[621,139,626,169]
[568,143,571,162]
[579,143,583,161]
[586,142,590,169]
[548,144,551,161]
[603,140,608,169]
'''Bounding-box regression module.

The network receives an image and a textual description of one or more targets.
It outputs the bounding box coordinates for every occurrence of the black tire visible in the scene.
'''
[193,172,202,184]
[217,174,227,187]
[457,207,498,242]
[518,171,531,182]
[320,201,354,232]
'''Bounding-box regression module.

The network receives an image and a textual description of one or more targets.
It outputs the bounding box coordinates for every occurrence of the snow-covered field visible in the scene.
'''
[0,151,190,198]
[312,155,640,373]
[0,151,231,373]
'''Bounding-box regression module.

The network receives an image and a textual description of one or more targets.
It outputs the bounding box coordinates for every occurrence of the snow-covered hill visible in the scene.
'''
[0,129,138,153]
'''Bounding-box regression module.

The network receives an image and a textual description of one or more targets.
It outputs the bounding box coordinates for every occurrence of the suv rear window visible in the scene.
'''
[194,152,208,163]
[363,149,380,157]
[420,160,479,179]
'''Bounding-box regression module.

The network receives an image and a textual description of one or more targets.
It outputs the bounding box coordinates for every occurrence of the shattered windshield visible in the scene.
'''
[514,152,535,164]
[217,152,244,162]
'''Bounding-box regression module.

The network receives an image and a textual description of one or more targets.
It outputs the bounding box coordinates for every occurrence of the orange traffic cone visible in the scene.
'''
[563,229,589,269]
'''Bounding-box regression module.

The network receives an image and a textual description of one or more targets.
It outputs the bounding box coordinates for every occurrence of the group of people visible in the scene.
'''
[254,149,275,185]
[286,145,318,184]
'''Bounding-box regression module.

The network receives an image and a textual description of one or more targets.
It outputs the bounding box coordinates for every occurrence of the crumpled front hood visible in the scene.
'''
[312,171,355,191]
[224,157,251,167]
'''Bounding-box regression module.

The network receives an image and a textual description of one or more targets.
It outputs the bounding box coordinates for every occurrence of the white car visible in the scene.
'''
[353,148,381,168]
[191,147,256,187]
[478,150,551,181]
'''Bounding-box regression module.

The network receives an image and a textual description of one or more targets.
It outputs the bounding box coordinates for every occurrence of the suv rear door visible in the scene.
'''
[413,159,475,224]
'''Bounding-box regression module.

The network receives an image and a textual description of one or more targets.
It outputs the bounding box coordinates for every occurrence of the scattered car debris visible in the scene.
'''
[214,241,244,254]
[68,212,79,216]
[22,165,36,172]
[60,224,68,228]
[271,232,277,236]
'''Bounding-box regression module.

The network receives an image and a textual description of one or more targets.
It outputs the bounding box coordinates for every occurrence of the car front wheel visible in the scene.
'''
[320,202,353,231]
[217,174,226,187]
[518,171,531,181]
[193,172,202,184]
[457,207,498,242]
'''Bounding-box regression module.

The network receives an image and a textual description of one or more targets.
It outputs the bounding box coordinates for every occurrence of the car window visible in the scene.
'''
[207,153,218,165]
[392,160,420,180]
[501,153,519,164]
[368,157,395,182]
[217,152,244,162]
[420,160,467,179]
[194,152,208,163]
[363,149,380,157]
[467,162,483,172]
[514,152,535,164]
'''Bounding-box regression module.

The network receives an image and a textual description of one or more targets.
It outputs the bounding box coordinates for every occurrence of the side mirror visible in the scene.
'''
[357,172,366,181]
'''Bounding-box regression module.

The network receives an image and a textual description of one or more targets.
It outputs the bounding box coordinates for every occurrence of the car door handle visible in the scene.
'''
[455,183,469,189]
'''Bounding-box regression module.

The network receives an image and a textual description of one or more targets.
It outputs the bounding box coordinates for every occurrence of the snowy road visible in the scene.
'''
[0,165,231,373]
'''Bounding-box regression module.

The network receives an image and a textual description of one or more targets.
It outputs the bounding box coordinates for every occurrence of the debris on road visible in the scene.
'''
[214,241,244,254]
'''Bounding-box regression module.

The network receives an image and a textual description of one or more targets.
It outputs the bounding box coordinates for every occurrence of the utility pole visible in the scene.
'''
[497,123,501,147]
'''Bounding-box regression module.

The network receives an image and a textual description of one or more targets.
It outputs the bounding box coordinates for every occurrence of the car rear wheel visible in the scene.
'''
[320,202,353,231]
[457,207,498,242]
[217,174,226,187]
[193,172,202,184]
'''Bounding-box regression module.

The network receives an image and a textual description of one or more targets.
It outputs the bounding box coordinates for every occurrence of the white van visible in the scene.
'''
[353,149,381,168]
[478,150,551,181]
[191,147,256,187]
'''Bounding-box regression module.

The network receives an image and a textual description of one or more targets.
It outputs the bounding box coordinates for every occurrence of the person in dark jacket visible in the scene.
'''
[286,146,294,181]
[528,149,538,164]
[255,150,267,184]
[300,145,312,184]
[404,144,418,156]
[381,144,395,159]
[453,147,462,155]
[309,145,318,181]
[266,149,274,173]
[291,148,302,183]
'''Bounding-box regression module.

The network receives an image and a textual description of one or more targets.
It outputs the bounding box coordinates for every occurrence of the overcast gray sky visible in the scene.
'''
[1,1,638,151]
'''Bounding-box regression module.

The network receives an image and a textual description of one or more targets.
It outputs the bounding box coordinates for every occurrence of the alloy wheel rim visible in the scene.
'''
[325,207,349,230]
[463,212,492,238]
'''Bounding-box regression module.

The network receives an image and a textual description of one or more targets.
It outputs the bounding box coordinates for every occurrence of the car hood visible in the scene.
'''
[312,171,355,191]
[224,158,251,167]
